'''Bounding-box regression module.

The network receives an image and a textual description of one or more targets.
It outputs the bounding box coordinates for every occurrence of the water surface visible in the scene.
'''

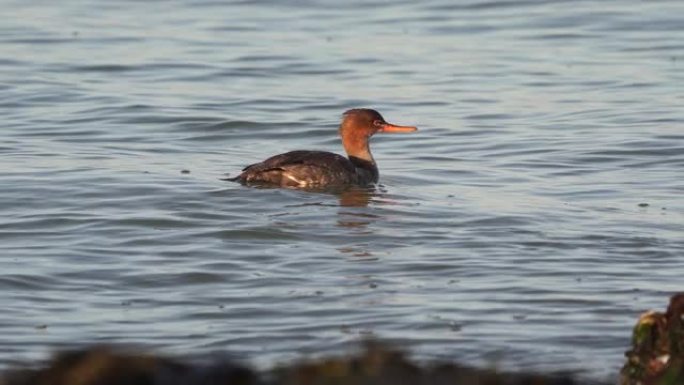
[1,0,683,380]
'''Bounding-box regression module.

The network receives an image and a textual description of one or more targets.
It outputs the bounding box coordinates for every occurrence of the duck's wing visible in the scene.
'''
[230,150,357,187]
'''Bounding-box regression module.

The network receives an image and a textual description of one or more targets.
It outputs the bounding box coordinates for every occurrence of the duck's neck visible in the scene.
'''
[344,142,378,183]
[341,131,379,183]
[348,155,379,183]
[345,143,374,165]
[342,131,374,161]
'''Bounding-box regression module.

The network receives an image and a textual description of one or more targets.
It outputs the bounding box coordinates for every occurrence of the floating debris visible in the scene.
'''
[449,321,463,332]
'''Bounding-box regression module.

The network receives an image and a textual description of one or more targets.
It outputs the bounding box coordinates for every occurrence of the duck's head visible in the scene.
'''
[339,109,417,160]
[340,109,417,138]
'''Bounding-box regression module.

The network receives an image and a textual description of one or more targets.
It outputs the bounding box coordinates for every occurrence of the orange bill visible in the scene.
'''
[378,123,418,133]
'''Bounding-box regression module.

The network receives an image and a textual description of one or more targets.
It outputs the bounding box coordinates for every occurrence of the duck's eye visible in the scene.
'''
[373,120,384,127]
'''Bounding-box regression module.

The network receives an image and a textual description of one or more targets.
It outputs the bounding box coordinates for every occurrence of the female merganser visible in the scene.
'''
[228,109,417,187]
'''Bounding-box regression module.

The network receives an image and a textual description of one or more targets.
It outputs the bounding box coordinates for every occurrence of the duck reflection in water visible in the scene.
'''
[334,186,380,228]
[275,185,381,229]
[337,186,375,208]
[334,186,382,260]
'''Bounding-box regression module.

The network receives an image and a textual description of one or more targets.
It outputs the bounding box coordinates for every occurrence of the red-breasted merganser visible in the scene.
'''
[228,109,417,187]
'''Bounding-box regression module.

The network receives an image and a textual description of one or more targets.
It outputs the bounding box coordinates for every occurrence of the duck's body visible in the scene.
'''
[229,109,416,188]
[233,150,377,187]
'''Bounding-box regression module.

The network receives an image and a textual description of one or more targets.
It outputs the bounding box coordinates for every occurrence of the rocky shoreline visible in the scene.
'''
[3,294,682,385]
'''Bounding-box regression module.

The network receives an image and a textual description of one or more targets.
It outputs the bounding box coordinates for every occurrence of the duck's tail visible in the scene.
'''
[220,174,242,182]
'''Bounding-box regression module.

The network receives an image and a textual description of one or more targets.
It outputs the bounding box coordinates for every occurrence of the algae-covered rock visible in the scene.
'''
[0,345,255,385]
[620,293,684,385]
[2,342,584,385]
[272,342,581,385]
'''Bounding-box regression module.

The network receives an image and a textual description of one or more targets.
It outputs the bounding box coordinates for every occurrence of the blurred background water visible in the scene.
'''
[1,0,683,380]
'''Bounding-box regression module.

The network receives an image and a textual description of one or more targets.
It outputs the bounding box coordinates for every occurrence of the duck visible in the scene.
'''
[228,109,417,187]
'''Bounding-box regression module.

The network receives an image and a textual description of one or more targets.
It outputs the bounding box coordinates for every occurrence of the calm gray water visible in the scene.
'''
[2,0,683,379]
